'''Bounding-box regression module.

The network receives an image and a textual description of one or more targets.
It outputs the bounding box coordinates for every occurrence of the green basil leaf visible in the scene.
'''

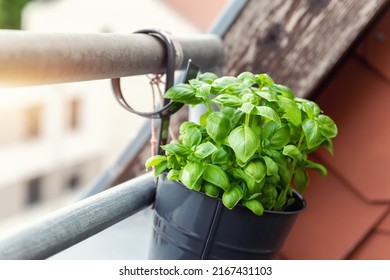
[145,155,167,170]
[232,167,255,193]
[247,115,262,136]
[221,107,244,128]
[270,84,294,99]
[235,157,247,167]
[242,199,264,216]
[211,76,241,94]
[211,147,232,165]
[302,119,320,149]
[199,111,210,127]
[293,166,309,193]
[304,159,327,177]
[212,94,243,108]
[179,121,199,134]
[167,169,180,181]
[262,122,290,150]
[273,190,289,211]
[239,102,256,114]
[267,173,281,185]
[241,93,259,104]
[222,184,243,210]
[198,72,218,84]
[263,156,279,176]
[161,142,190,156]
[286,197,296,208]
[154,161,169,178]
[180,124,202,148]
[203,164,230,191]
[194,141,218,159]
[188,79,204,89]
[255,106,281,125]
[164,83,202,105]
[278,96,301,126]
[322,138,334,155]
[289,120,304,143]
[244,159,267,183]
[220,107,235,118]
[203,182,220,198]
[195,83,212,101]
[237,72,257,86]
[248,180,265,198]
[206,112,231,144]
[257,184,278,209]
[228,125,260,163]
[167,154,181,170]
[282,144,303,161]
[256,87,278,102]
[270,151,290,185]
[317,115,338,138]
[179,161,204,190]
[192,182,202,192]
[298,98,321,119]
[256,74,274,87]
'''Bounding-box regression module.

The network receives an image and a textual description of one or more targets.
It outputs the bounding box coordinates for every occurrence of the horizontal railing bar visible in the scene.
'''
[0,31,223,86]
[0,172,156,260]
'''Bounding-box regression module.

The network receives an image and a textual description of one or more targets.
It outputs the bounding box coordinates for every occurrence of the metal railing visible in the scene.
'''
[0,30,223,260]
[0,173,155,260]
[0,0,249,260]
[0,31,223,86]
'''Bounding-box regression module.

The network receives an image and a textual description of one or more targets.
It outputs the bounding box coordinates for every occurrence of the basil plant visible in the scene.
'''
[146,72,337,216]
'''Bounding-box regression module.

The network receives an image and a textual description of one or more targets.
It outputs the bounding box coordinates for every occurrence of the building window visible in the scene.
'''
[67,173,81,190]
[24,105,42,139]
[27,177,42,205]
[68,99,81,130]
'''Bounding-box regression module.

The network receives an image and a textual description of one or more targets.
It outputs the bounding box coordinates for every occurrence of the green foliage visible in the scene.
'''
[146,71,338,216]
[0,0,32,29]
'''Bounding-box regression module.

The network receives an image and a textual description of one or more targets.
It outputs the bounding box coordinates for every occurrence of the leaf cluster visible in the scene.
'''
[146,72,337,216]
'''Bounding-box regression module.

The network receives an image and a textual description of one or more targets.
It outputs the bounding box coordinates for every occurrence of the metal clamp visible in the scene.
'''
[111,29,200,154]
[111,29,178,119]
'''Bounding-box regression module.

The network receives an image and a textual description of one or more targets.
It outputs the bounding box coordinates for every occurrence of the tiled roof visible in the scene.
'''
[378,213,390,233]
[280,169,388,259]
[349,233,390,259]
[317,57,390,202]
[280,9,390,259]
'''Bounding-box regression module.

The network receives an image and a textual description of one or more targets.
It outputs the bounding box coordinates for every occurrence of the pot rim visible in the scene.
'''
[158,174,307,216]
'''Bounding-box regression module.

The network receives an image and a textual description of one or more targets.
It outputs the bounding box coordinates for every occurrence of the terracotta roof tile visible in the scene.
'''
[349,233,390,260]
[377,212,390,233]
[314,57,390,202]
[280,168,388,259]
[280,9,390,260]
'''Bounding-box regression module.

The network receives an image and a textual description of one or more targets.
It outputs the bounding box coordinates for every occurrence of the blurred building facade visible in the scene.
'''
[0,82,112,220]
[0,0,209,224]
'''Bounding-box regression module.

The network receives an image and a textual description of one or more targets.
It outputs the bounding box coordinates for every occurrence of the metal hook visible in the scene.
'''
[111,29,179,119]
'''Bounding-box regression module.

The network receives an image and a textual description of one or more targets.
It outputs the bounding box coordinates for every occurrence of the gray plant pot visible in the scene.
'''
[148,174,306,260]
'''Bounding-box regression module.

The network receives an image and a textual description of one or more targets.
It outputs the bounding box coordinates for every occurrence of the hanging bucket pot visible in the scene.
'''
[148,174,306,260]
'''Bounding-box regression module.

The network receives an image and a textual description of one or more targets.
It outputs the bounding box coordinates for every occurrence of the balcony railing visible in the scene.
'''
[0,30,223,260]
[0,0,251,260]
[0,31,223,86]
[0,173,155,259]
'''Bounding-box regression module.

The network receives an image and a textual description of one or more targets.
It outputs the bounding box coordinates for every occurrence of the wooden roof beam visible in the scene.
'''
[223,0,390,98]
